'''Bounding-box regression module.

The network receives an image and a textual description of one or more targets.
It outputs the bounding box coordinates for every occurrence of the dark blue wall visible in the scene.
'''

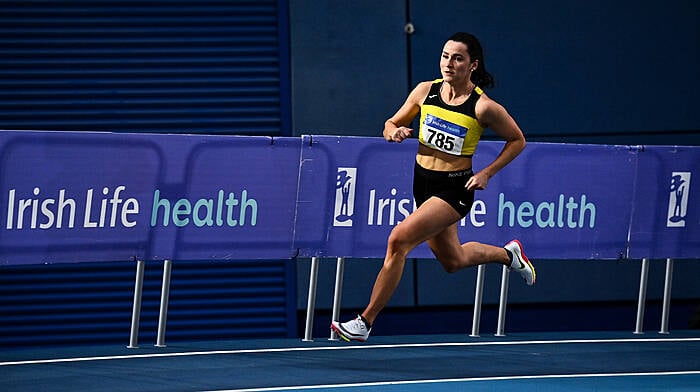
[290,0,409,136]
[0,260,297,347]
[0,0,291,135]
[409,0,699,145]
[290,0,699,145]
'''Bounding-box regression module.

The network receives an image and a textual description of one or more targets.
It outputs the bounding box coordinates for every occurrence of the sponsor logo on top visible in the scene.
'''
[333,167,356,227]
[667,172,691,227]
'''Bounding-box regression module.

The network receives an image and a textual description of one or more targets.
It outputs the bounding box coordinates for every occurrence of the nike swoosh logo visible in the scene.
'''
[428,94,437,98]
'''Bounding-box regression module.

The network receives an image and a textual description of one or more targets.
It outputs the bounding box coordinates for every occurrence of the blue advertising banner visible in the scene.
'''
[0,131,161,264]
[151,135,301,260]
[628,145,700,258]
[295,137,639,259]
[294,135,425,258]
[0,131,697,264]
[471,142,639,259]
[0,131,300,264]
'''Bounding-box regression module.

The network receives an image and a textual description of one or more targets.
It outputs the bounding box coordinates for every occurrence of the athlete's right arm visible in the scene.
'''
[383,82,432,142]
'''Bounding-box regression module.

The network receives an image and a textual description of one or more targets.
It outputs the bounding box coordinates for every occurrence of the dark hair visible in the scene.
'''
[447,32,495,89]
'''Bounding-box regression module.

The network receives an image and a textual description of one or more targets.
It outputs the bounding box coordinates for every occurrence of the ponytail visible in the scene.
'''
[471,65,494,89]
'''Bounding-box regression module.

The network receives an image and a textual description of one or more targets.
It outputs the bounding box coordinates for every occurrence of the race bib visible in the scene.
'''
[422,114,467,155]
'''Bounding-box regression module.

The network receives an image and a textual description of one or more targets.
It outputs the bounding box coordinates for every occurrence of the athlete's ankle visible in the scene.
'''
[359,314,373,328]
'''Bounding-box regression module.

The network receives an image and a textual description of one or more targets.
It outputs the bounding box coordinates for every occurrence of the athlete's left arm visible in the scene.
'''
[466,98,526,190]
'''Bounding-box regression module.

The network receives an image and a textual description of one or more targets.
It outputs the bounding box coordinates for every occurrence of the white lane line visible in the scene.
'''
[203,370,700,392]
[2,337,699,367]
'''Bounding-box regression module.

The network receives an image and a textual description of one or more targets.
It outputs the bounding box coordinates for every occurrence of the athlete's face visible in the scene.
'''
[440,40,476,84]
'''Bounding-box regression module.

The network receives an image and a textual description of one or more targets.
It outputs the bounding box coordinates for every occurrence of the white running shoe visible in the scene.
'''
[331,315,371,342]
[505,239,536,286]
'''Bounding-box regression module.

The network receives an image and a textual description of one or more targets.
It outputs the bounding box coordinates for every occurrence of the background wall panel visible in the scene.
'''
[289,0,698,144]
[407,0,699,144]
[0,0,291,135]
[289,0,408,136]
[0,260,297,347]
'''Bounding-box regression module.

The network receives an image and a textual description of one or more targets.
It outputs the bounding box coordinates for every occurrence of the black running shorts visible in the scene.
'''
[413,162,475,218]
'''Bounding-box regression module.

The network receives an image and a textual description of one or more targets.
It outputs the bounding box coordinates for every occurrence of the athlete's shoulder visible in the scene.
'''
[416,80,438,90]
[408,81,436,104]
[475,92,509,126]
[477,90,503,106]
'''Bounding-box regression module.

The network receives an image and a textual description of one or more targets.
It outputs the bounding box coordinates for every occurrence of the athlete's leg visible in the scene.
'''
[360,197,460,324]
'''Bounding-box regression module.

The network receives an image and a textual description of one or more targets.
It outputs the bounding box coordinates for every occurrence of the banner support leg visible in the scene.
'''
[659,258,674,334]
[329,257,345,341]
[303,257,320,342]
[127,259,146,348]
[634,258,650,334]
[155,259,173,348]
[470,264,486,337]
[495,265,510,337]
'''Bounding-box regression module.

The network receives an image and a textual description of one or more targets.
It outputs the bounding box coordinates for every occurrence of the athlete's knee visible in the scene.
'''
[386,226,413,259]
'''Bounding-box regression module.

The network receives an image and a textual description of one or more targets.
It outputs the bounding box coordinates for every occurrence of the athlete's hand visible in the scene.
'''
[390,127,413,143]
[466,171,489,190]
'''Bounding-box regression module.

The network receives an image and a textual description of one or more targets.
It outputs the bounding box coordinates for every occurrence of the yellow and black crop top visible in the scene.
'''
[418,79,485,157]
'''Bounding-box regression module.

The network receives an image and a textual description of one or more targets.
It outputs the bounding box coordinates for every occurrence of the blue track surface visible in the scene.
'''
[2,331,699,391]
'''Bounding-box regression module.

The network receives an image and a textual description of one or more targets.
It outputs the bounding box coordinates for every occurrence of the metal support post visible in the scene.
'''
[470,264,486,337]
[634,258,650,334]
[495,265,510,337]
[303,257,320,342]
[155,259,173,347]
[329,257,346,341]
[659,258,674,334]
[127,259,146,348]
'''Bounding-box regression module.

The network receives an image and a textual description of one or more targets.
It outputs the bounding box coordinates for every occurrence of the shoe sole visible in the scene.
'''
[330,322,367,342]
[510,239,536,286]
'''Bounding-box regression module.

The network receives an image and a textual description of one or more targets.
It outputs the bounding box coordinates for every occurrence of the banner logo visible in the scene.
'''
[333,167,356,227]
[667,172,691,227]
